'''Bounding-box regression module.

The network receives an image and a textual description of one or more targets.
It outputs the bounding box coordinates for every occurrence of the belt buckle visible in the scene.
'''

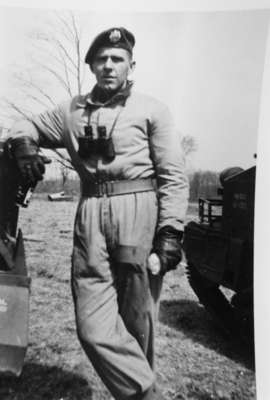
[106,181,114,196]
[98,182,106,197]
[97,181,114,197]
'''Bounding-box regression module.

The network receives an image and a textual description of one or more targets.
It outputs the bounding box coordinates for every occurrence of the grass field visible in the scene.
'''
[0,196,255,400]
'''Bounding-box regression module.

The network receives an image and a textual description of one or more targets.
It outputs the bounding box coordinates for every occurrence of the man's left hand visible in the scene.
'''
[151,226,183,275]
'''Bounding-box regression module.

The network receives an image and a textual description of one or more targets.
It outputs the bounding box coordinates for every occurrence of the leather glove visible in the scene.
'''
[8,136,51,184]
[152,226,183,275]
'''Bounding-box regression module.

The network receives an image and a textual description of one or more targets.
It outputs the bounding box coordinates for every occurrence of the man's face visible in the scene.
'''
[91,47,135,92]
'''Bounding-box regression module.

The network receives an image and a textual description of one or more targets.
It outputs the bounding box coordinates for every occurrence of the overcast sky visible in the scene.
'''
[0,7,269,171]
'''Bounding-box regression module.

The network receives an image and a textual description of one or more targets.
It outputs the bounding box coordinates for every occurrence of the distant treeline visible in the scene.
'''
[188,170,220,201]
[36,170,221,202]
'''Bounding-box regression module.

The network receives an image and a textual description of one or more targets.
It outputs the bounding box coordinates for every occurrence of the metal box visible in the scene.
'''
[0,231,30,376]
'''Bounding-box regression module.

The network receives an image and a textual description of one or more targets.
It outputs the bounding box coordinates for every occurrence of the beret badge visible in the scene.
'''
[85,27,135,65]
[109,29,122,43]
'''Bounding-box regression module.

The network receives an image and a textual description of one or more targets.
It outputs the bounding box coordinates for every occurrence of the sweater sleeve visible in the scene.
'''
[8,102,67,148]
[149,101,189,232]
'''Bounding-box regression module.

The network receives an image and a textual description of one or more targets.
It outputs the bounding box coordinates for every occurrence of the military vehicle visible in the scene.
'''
[0,139,32,376]
[183,166,255,345]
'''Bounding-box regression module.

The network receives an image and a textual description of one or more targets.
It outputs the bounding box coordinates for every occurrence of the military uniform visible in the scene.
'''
[8,27,189,400]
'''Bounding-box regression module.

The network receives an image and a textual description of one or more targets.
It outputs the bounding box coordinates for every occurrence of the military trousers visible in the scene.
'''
[71,191,162,400]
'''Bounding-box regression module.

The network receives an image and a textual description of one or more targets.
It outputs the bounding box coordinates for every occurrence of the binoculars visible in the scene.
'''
[78,125,115,162]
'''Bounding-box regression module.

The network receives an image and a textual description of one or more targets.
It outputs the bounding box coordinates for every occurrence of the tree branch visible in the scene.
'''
[3,99,34,120]
[51,149,74,170]
[34,60,73,97]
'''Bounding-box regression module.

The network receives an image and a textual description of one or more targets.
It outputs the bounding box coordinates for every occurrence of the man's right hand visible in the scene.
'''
[7,136,51,184]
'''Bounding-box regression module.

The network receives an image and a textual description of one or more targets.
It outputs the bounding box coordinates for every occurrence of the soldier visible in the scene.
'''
[8,27,189,400]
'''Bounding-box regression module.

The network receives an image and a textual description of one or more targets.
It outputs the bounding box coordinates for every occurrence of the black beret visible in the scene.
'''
[85,27,135,66]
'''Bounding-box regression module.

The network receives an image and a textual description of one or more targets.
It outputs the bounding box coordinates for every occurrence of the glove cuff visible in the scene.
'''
[8,136,39,158]
[155,226,183,242]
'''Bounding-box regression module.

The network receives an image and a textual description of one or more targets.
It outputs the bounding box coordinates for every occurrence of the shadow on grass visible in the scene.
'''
[0,362,93,400]
[159,299,255,370]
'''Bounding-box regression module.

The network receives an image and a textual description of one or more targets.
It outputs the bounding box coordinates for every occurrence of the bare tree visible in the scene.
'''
[0,10,87,116]
[181,134,198,156]
[0,10,88,170]
[5,10,86,114]
[27,11,86,100]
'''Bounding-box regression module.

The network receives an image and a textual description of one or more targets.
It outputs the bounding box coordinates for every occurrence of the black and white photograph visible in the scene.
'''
[0,1,270,399]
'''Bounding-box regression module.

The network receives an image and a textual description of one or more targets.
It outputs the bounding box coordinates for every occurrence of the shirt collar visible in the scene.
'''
[76,81,133,108]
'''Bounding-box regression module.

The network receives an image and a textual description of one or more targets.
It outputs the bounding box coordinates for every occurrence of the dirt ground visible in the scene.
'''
[0,197,256,400]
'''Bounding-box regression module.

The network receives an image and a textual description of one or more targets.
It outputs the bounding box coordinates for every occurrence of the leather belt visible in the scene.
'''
[81,178,156,198]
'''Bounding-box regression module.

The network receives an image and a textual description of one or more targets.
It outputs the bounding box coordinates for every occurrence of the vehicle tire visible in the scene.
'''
[186,262,239,338]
